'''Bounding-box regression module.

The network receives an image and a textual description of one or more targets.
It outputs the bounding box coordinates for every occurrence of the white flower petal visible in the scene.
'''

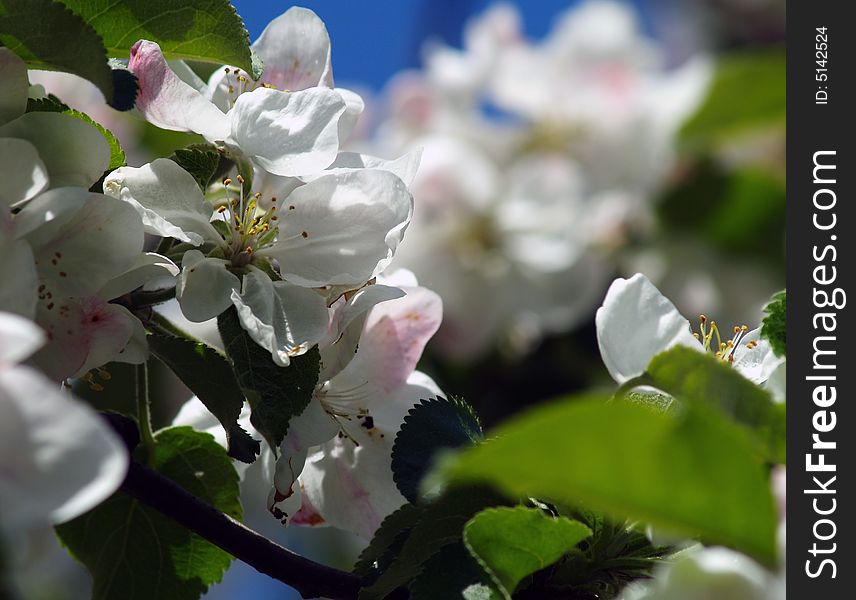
[0,233,38,320]
[315,148,423,186]
[596,274,701,384]
[252,7,334,91]
[176,250,241,322]
[0,366,128,529]
[129,40,230,141]
[0,112,109,188]
[335,87,365,143]
[19,189,145,297]
[264,170,413,287]
[272,399,339,501]
[104,158,219,244]
[229,268,329,366]
[229,87,345,176]
[0,48,28,125]
[97,252,178,301]
[0,137,49,207]
[0,311,44,365]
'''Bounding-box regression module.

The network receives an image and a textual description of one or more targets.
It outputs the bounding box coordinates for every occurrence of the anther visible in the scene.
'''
[236,174,244,184]
[223,178,232,186]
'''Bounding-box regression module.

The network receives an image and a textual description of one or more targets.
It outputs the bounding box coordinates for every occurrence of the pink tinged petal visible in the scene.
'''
[109,308,149,366]
[19,189,145,297]
[229,268,329,367]
[595,273,701,384]
[175,250,240,322]
[264,169,413,287]
[319,284,406,382]
[0,138,49,207]
[0,311,45,365]
[288,486,327,527]
[0,365,128,529]
[336,285,442,395]
[128,40,230,141]
[0,48,28,125]
[103,158,219,245]
[0,113,109,188]
[97,252,178,301]
[32,294,138,380]
[252,7,334,91]
[228,87,345,176]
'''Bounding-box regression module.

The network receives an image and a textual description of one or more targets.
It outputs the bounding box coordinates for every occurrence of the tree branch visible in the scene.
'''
[120,458,362,600]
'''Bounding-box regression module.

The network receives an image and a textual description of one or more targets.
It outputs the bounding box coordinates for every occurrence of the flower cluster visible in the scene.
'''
[361,0,711,358]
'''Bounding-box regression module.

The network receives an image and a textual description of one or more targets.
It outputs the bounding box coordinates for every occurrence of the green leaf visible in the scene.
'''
[656,161,785,262]
[359,486,508,600]
[392,396,483,503]
[354,503,425,578]
[169,144,221,190]
[464,507,591,598]
[0,0,115,102]
[681,49,785,145]
[409,543,500,600]
[56,427,242,600]
[217,306,320,452]
[645,346,785,463]
[61,0,254,74]
[761,291,786,357]
[437,396,778,566]
[26,95,126,171]
[147,329,259,463]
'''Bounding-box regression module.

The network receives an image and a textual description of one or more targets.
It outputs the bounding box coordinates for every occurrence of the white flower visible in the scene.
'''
[620,546,783,600]
[596,274,785,399]
[128,8,365,177]
[0,312,128,534]
[104,155,413,365]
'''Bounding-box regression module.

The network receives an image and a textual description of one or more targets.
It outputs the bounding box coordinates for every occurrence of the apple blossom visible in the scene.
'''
[104,155,413,365]
[596,273,785,398]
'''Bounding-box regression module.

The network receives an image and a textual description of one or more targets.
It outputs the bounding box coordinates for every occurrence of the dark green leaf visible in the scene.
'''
[147,329,259,463]
[657,161,785,261]
[56,427,242,600]
[409,543,499,600]
[761,291,786,357]
[0,0,114,102]
[26,94,125,171]
[645,347,785,463]
[218,306,320,451]
[681,49,785,145]
[169,144,221,190]
[463,507,591,598]
[61,0,254,74]
[354,503,425,577]
[359,486,508,600]
[437,396,778,566]
[392,396,483,503]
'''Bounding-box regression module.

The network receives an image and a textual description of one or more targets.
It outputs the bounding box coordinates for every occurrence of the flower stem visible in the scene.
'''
[135,361,156,465]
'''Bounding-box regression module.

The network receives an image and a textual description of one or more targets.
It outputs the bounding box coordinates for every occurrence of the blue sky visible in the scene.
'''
[232,0,655,91]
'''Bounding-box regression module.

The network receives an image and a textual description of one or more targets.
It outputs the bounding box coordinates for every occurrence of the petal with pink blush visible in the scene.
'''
[32,295,136,380]
[252,7,334,91]
[335,285,442,395]
[129,40,230,141]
